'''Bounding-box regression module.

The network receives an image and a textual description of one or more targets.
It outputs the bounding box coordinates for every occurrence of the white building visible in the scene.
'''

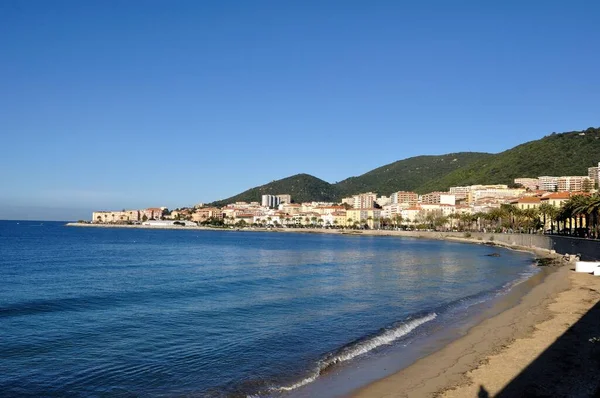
[261,195,281,208]
[538,176,558,191]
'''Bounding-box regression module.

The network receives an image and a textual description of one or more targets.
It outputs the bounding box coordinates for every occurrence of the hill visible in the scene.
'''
[210,174,339,206]
[416,127,600,192]
[210,127,600,205]
[334,152,492,196]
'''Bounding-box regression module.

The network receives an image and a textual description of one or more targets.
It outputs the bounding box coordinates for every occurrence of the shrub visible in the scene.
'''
[464,232,472,238]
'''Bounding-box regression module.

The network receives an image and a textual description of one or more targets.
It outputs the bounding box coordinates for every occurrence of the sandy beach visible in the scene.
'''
[353,266,600,398]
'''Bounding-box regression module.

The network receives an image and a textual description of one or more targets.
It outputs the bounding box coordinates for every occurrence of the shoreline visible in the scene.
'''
[66,223,599,396]
[352,263,600,398]
[64,223,559,255]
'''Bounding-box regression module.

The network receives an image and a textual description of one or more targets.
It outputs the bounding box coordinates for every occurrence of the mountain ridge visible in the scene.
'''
[210,127,600,205]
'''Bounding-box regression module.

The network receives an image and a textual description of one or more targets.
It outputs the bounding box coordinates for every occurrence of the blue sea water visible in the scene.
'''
[0,221,537,397]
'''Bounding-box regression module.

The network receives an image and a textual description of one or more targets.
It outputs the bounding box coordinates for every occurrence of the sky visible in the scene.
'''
[1,0,599,220]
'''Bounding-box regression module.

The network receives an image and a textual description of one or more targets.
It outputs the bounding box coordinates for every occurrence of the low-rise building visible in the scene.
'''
[511,197,541,210]
[346,208,381,229]
[92,210,140,223]
[514,178,539,191]
[192,207,223,222]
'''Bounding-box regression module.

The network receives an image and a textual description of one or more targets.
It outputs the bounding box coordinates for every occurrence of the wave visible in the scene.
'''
[268,269,540,395]
[272,312,437,393]
[497,267,540,296]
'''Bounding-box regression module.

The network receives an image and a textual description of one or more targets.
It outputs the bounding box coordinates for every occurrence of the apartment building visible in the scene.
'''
[588,166,599,185]
[261,195,281,208]
[390,191,418,206]
[420,192,456,205]
[467,188,526,204]
[538,176,559,191]
[276,194,292,204]
[192,207,223,222]
[557,176,592,192]
[350,192,377,209]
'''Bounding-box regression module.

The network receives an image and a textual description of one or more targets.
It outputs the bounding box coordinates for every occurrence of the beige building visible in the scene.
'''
[140,208,163,220]
[346,208,381,229]
[279,203,302,215]
[391,191,418,206]
[420,192,456,205]
[540,192,571,208]
[350,192,377,209]
[514,178,539,191]
[192,207,223,222]
[511,197,541,210]
[467,188,525,204]
[557,176,591,192]
[276,194,292,204]
[92,210,140,223]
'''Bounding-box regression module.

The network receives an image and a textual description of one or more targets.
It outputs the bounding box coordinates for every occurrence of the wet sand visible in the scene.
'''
[353,267,600,398]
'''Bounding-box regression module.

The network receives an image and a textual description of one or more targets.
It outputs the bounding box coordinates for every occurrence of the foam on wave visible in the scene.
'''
[272,312,437,393]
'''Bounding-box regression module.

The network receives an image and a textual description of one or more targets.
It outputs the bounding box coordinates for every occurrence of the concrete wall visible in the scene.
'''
[549,236,600,261]
[395,231,600,261]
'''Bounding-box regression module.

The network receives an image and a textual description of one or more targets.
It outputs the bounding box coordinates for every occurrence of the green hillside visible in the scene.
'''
[334,152,492,196]
[417,127,600,193]
[210,127,600,205]
[210,174,339,206]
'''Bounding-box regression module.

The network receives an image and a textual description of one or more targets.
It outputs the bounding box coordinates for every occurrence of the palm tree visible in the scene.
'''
[570,195,592,237]
[586,194,600,238]
[538,203,555,232]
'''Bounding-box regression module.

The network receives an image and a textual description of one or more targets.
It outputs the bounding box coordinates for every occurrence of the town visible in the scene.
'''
[90,163,600,237]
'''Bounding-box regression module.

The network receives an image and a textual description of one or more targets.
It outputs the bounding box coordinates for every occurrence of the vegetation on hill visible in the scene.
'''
[210,174,339,206]
[210,127,600,204]
[334,152,492,196]
[417,127,600,192]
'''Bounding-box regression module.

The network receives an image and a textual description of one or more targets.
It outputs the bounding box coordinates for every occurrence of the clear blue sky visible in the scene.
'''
[1,1,599,220]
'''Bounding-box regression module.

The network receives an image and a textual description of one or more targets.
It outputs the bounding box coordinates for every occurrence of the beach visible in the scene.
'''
[353,266,600,398]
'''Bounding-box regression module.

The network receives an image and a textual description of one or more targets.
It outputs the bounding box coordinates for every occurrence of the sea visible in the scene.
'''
[0,221,539,397]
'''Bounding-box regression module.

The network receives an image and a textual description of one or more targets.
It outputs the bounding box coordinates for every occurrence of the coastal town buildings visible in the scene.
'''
[91,160,600,232]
